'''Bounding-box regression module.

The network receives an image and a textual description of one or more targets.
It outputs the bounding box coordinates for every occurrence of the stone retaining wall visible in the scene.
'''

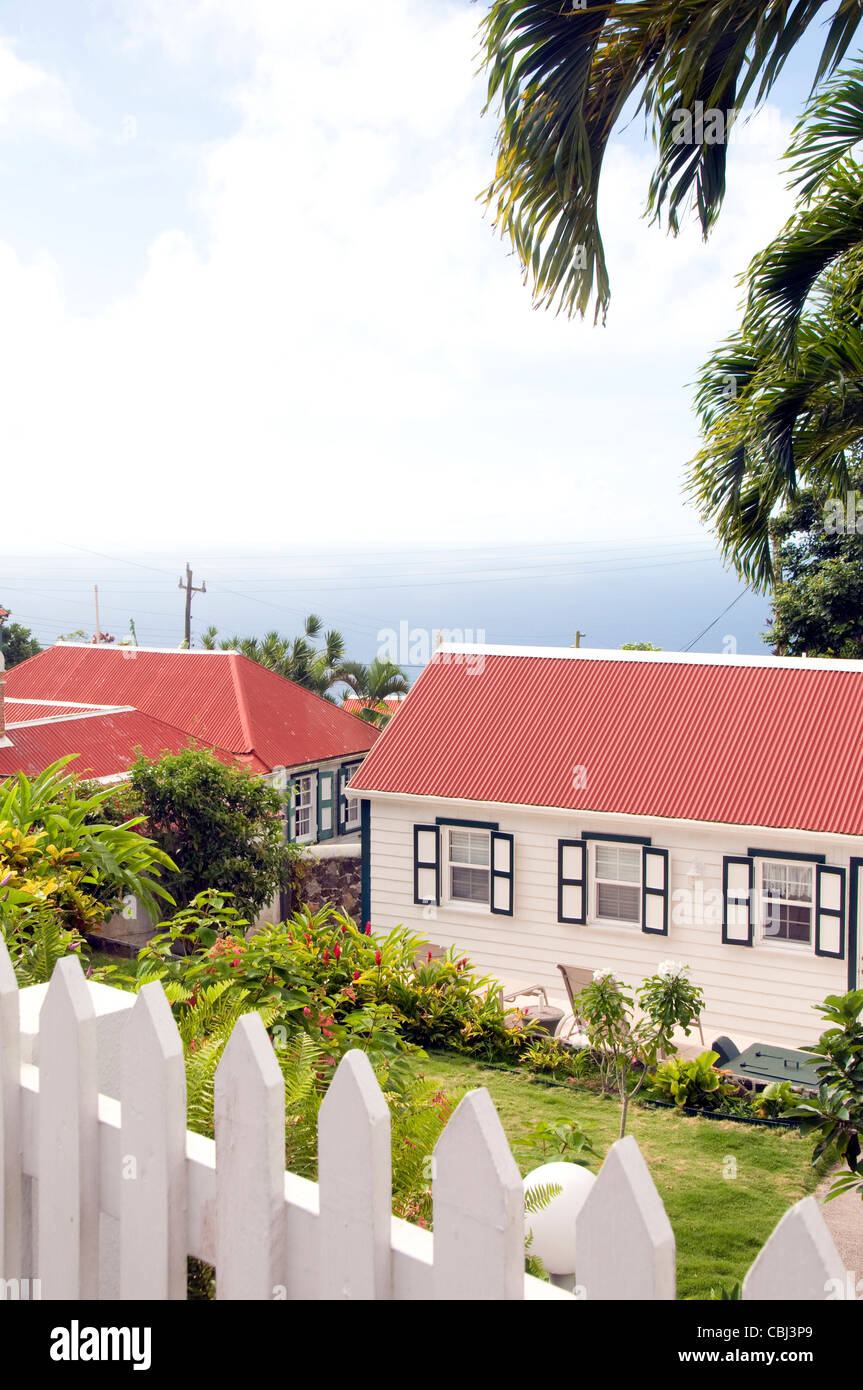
[294,845,362,923]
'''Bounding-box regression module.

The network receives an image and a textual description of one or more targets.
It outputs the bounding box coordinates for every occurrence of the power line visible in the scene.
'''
[681,590,750,652]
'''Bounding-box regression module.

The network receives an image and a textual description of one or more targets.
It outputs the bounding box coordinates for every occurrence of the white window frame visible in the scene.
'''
[444,826,492,910]
[757,858,814,948]
[293,773,317,844]
[343,763,361,834]
[590,841,642,927]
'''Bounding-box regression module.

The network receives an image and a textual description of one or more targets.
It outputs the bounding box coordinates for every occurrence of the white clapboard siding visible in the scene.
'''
[0,938,850,1301]
[367,794,851,1047]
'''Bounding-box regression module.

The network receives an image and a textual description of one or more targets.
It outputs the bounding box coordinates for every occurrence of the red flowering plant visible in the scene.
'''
[382,945,531,1064]
[137,894,428,1096]
[125,892,464,1268]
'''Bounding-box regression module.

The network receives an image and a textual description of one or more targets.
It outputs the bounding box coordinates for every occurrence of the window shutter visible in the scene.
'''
[642,847,669,935]
[414,825,440,906]
[490,831,514,916]
[722,856,753,946]
[318,770,335,840]
[558,839,586,925]
[815,864,846,959]
[286,778,297,842]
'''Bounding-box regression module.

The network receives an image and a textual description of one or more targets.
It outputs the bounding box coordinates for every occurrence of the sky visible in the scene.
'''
[0,1,839,656]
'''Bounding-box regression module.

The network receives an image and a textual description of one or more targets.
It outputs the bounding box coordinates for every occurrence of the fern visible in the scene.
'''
[1,907,85,988]
[524,1181,563,1215]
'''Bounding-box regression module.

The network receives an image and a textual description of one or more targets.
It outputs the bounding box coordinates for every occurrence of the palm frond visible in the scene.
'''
[743,164,863,359]
[787,64,863,198]
[480,0,863,319]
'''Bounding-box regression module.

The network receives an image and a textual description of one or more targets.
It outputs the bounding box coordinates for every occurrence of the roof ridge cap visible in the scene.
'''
[227,652,255,756]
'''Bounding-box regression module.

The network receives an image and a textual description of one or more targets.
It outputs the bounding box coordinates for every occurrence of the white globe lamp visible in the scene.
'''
[523,1160,596,1281]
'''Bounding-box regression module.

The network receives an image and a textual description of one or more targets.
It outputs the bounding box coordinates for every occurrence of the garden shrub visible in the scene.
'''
[750,1080,800,1120]
[644,1050,746,1112]
[0,758,175,936]
[794,989,863,1200]
[572,962,707,1137]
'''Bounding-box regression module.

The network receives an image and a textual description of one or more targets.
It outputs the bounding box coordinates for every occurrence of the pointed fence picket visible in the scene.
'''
[120,983,187,1301]
[0,940,853,1301]
[215,1012,286,1300]
[0,939,20,1282]
[575,1135,676,1300]
[37,957,99,1300]
[433,1088,524,1301]
[318,1049,392,1300]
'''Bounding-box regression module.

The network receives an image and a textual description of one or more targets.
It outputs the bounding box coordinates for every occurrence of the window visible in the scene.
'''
[343,763,361,833]
[760,860,813,943]
[447,828,491,905]
[593,842,641,924]
[294,775,315,840]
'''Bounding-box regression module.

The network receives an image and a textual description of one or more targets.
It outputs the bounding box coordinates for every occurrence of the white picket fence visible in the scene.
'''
[0,943,850,1300]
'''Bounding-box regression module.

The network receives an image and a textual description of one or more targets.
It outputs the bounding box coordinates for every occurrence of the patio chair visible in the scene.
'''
[555,963,594,1039]
[498,982,564,1037]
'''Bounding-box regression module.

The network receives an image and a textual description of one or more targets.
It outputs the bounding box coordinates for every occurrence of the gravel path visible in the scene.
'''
[815,1175,863,1283]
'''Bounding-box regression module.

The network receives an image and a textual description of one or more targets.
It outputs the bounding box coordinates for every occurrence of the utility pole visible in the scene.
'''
[91,586,115,644]
[178,563,206,647]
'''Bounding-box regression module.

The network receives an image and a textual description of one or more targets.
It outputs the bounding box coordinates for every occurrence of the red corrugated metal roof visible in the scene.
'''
[7,646,377,772]
[5,699,107,723]
[341,697,404,719]
[349,648,863,836]
[0,709,213,781]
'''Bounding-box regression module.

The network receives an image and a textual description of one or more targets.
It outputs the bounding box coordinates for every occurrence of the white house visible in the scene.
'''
[349,644,863,1049]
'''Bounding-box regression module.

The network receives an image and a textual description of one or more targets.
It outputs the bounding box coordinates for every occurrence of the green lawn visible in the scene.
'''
[89,951,141,985]
[412,1050,827,1300]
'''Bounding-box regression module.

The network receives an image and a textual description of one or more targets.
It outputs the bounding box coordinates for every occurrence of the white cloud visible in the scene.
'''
[0,37,88,144]
[1,4,803,553]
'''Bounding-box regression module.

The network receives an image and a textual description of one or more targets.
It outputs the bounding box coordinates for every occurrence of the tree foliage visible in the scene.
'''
[119,747,295,918]
[201,614,348,697]
[480,0,863,322]
[0,604,41,667]
[762,459,863,656]
[338,657,409,727]
[794,989,863,1202]
[689,56,863,585]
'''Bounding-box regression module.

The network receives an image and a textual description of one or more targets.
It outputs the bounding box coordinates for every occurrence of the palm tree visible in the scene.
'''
[338,658,410,728]
[200,616,348,694]
[480,0,863,322]
[688,58,863,586]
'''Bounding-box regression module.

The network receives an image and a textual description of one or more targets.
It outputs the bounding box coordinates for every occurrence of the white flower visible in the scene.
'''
[593,967,622,986]
[569,1031,591,1051]
[657,959,688,980]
